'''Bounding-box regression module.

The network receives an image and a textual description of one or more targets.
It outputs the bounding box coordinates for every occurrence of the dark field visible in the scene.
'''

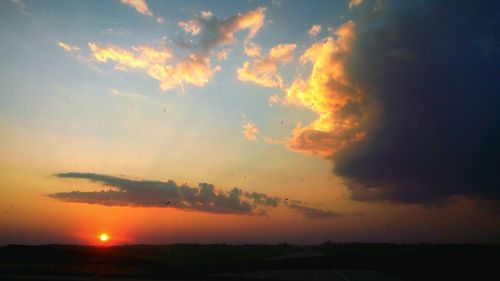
[0,243,498,281]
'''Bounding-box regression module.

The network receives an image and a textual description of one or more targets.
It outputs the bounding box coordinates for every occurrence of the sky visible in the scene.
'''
[0,0,499,245]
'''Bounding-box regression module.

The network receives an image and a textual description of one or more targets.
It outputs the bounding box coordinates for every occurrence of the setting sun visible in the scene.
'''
[99,233,109,242]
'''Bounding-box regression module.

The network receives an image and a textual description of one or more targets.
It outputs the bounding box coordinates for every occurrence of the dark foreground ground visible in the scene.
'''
[0,243,498,281]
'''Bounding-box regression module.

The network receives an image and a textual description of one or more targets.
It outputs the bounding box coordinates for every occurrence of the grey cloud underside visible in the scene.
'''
[333,0,500,204]
[176,8,261,54]
[286,203,341,219]
[49,173,339,219]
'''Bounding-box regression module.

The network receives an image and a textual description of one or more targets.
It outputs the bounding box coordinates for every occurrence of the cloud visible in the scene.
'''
[216,49,230,61]
[147,53,221,91]
[49,173,340,218]
[11,0,25,8]
[242,122,259,141]
[198,7,267,48]
[11,0,28,15]
[268,44,296,62]
[237,62,280,88]
[120,0,163,23]
[268,94,287,107]
[120,0,152,16]
[244,43,262,57]
[108,88,144,99]
[85,7,266,92]
[331,0,500,204]
[89,43,172,68]
[282,21,373,157]
[348,0,363,9]
[308,24,322,37]
[100,27,131,36]
[88,42,220,91]
[244,191,280,207]
[237,43,296,88]
[263,137,285,145]
[200,10,213,19]
[274,0,500,205]
[286,202,341,219]
[50,173,252,214]
[57,41,80,52]
[173,7,266,49]
[178,19,202,36]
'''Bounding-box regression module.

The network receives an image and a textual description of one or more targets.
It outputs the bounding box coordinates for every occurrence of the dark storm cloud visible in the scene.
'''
[50,172,338,218]
[333,0,500,203]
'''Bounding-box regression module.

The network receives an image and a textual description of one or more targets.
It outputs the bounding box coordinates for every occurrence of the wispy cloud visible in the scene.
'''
[242,122,259,141]
[244,43,262,57]
[175,7,267,48]
[49,173,341,219]
[287,202,341,219]
[268,94,289,107]
[348,0,363,9]
[11,0,28,15]
[263,136,285,145]
[108,88,144,99]
[200,10,213,19]
[178,19,202,35]
[308,24,322,37]
[88,42,220,91]
[85,7,267,92]
[199,7,267,48]
[120,0,163,23]
[237,43,296,88]
[57,41,81,52]
[121,0,152,16]
[100,27,131,36]
[89,43,172,68]
[216,49,231,61]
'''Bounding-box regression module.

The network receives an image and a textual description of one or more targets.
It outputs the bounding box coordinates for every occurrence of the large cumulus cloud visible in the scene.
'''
[333,0,500,203]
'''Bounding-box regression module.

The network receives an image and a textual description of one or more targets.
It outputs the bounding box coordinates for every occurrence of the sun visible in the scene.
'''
[99,233,109,242]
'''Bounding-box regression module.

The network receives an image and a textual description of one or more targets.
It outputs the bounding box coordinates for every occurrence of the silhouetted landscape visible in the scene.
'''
[1,243,498,280]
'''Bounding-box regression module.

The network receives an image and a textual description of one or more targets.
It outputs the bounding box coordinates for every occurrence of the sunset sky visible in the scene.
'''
[1,0,499,245]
